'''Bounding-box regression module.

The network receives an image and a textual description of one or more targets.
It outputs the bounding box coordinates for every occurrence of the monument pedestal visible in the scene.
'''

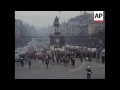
[50,32,65,51]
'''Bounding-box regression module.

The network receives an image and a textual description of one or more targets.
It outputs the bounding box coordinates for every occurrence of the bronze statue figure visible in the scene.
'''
[53,16,59,32]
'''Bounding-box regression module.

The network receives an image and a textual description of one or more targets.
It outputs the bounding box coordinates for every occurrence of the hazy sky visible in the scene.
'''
[15,11,93,29]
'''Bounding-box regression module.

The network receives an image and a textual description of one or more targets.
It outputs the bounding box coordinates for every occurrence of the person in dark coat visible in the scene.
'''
[89,52,92,61]
[29,59,31,69]
[42,54,46,65]
[80,52,83,63]
[101,53,105,64]
[70,55,73,64]
[94,51,96,59]
[20,54,24,67]
[63,55,66,65]
[48,54,50,60]
[58,53,61,64]
[65,57,67,65]
[93,51,96,59]
[61,52,64,64]
[60,56,62,64]
[56,55,59,64]
[68,52,71,59]
[72,52,74,58]
[71,56,75,67]
[45,55,49,69]
[22,53,25,61]
[20,57,23,67]
[52,53,55,65]
[76,51,78,58]
[84,66,92,79]
[96,52,100,63]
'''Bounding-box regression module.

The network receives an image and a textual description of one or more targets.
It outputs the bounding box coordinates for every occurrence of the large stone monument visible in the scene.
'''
[50,16,65,51]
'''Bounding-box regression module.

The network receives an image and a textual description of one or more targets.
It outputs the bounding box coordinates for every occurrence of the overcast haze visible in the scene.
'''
[15,11,93,29]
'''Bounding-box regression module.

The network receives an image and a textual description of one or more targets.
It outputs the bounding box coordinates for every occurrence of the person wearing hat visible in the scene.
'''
[84,66,92,79]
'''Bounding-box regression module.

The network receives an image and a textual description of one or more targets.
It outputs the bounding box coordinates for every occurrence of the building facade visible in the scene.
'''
[59,21,67,36]
[15,19,19,38]
[88,12,105,35]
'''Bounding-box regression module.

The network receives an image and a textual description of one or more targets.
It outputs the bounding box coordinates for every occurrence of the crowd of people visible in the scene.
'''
[17,47,105,79]
[18,47,105,69]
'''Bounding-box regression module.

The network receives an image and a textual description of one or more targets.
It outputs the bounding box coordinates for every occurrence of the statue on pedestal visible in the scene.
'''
[53,16,59,32]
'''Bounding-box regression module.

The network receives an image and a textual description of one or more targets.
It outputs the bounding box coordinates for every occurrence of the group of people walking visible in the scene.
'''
[44,51,76,68]
[19,47,105,69]
[18,47,105,79]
